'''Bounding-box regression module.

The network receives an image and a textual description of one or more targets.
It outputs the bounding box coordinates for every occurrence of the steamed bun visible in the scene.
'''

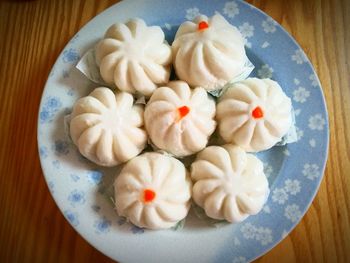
[172,14,248,91]
[217,78,292,152]
[144,81,216,157]
[191,145,269,223]
[115,152,192,229]
[95,19,172,96]
[70,88,147,166]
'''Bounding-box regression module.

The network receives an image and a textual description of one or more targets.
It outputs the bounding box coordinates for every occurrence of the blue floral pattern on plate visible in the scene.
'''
[39,96,62,123]
[62,48,80,64]
[37,1,328,262]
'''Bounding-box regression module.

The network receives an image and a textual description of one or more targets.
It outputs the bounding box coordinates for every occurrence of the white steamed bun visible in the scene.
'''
[114,152,192,229]
[144,81,216,157]
[191,145,269,223]
[70,88,147,166]
[217,78,292,152]
[95,18,172,96]
[172,14,247,91]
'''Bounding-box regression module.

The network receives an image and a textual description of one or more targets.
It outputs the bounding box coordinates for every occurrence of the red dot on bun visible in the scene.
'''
[143,189,156,203]
[198,21,209,30]
[252,106,264,119]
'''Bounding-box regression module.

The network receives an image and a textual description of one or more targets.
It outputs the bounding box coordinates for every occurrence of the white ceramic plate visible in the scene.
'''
[38,1,329,262]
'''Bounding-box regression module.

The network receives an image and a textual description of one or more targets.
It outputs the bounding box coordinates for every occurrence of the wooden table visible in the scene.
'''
[0,0,349,262]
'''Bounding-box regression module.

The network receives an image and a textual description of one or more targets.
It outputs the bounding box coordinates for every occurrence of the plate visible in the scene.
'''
[37,0,329,262]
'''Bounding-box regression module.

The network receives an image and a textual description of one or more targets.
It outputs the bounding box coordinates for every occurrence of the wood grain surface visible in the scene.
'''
[0,0,349,262]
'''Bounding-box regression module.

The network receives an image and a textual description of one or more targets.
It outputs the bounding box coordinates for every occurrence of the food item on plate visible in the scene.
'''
[70,88,147,166]
[114,152,192,229]
[95,18,172,96]
[216,78,292,152]
[172,14,248,91]
[191,145,269,223]
[67,14,293,230]
[144,81,216,157]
